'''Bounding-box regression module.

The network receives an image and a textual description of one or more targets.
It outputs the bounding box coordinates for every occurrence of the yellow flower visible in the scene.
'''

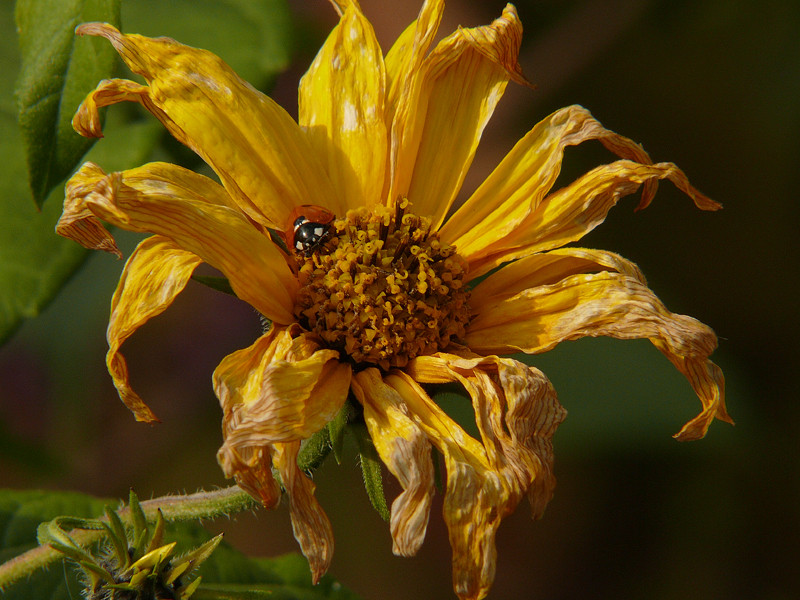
[56,1,731,599]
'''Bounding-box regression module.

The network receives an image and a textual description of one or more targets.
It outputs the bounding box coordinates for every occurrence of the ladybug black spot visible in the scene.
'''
[293,217,332,254]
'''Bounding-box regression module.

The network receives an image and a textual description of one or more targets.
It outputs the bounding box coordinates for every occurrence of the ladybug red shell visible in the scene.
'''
[282,205,336,254]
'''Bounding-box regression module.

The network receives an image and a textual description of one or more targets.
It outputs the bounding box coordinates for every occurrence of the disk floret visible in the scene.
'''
[294,199,470,369]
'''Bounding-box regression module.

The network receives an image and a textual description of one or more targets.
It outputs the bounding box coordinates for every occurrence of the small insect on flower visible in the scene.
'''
[283,205,336,255]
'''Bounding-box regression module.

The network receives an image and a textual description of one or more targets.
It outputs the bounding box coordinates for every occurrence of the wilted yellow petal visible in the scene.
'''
[466,270,731,440]
[75,23,337,229]
[214,328,351,444]
[384,0,444,116]
[58,162,121,256]
[383,365,558,600]
[299,4,386,211]
[384,0,444,196]
[440,104,654,263]
[217,435,280,509]
[351,368,434,557]
[390,5,526,228]
[470,247,645,312]
[105,235,201,423]
[406,352,566,519]
[72,78,153,140]
[463,159,720,280]
[60,161,297,324]
[273,440,334,584]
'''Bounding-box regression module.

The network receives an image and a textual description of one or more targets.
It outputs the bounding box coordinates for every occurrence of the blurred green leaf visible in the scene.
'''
[0,0,159,345]
[121,0,293,88]
[15,0,121,207]
[1,489,359,599]
[1,1,165,344]
[197,553,361,600]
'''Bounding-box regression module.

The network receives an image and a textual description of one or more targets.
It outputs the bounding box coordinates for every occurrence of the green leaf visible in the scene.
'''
[15,0,121,207]
[197,552,361,600]
[121,0,293,89]
[0,0,162,345]
[351,423,390,523]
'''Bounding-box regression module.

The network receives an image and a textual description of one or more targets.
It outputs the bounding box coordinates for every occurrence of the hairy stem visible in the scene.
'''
[0,485,257,591]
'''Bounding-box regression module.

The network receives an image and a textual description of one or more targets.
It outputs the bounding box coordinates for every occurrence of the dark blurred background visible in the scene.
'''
[1,0,797,598]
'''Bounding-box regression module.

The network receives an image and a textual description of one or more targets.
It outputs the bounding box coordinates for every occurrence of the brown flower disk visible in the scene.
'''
[294,199,470,369]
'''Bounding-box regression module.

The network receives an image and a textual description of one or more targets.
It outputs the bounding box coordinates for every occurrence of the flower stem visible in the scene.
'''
[0,485,257,591]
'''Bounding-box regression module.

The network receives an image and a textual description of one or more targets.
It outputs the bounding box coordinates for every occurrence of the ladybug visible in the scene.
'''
[282,205,336,254]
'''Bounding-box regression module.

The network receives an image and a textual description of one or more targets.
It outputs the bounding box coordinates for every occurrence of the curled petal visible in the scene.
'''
[72,78,161,140]
[215,328,344,581]
[351,368,434,557]
[466,270,731,440]
[299,3,386,212]
[441,105,656,262]
[218,438,333,580]
[58,162,120,256]
[106,235,202,422]
[406,352,566,519]
[273,441,334,584]
[74,23,337,228]
[464,159,720,280]
[214,326,351,445]
[382,372,498,600]
[217,430,281,509]
[440,105,718,277]
[376,359,563,600]
[59,161,297,324]
[390,5,526,227]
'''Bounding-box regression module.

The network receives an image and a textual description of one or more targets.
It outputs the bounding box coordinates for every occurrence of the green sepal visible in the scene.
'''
[351,422,390,522]
[145,509,166,554]
[326,399,354,465]
[103,505,130,568]
[128,489,149,557]
[171,533,224,582]
[36,516,100,563]
[178,575,202,599]
[166,560,191,586]
[36,538,89,564]
[77,559,115,586]
[297,428,331,474]
[129,541,176,573]
[192,275,236,296]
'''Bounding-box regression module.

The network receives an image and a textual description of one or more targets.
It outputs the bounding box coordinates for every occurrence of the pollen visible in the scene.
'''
[293,199,470,369]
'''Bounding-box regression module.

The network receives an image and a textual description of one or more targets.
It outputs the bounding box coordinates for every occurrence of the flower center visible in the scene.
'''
[293,199,470,370]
